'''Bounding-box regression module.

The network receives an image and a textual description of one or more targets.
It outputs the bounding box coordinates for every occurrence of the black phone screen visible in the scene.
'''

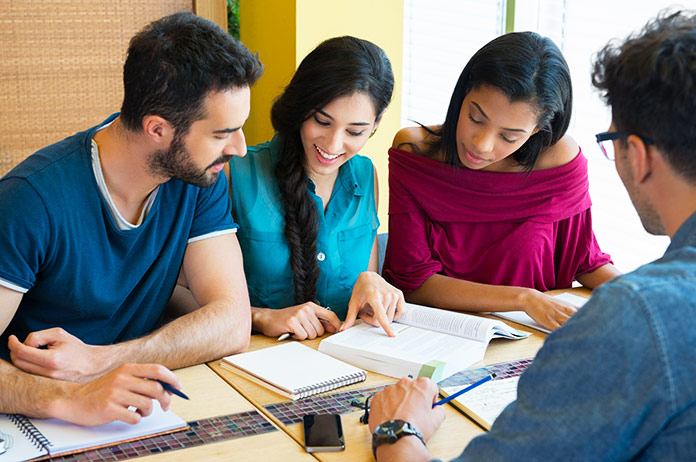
[302,414,345,452]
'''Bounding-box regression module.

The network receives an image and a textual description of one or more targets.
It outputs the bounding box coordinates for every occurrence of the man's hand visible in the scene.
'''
[49,363,181,426]
[341,272,405,336]
[369,377,446,440]
[9,329,110,382]
[252,303,341,340]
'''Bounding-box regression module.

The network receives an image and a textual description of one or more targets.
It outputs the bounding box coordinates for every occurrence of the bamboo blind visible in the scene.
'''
[0,0,192,176]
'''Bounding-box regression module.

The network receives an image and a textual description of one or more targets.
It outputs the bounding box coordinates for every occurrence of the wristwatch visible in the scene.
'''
[371,419,425,457]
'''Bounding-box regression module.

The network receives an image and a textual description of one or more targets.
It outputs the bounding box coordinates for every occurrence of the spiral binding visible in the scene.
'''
[294,371,366,399]
[7,414,51,451]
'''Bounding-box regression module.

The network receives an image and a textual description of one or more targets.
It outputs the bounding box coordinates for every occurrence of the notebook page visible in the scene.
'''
[0,415,47,461]
[29,400,186,456]
[442,376,519,429]
[223,342,365,395]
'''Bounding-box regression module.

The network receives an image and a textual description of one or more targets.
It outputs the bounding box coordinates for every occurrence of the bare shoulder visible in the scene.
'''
[535,134,580,170]
[391,125,438,153]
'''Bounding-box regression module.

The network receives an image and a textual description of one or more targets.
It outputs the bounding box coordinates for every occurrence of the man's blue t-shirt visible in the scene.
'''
[0,115,237,360]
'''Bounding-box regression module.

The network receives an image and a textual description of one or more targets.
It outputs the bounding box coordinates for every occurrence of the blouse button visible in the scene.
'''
[317,252,326,261]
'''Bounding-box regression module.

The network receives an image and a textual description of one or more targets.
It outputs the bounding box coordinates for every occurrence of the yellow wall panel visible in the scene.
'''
[240,0,297,145]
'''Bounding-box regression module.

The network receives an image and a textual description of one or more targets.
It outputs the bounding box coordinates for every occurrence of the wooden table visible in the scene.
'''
[208,288,590,461]
[138,364,315,461]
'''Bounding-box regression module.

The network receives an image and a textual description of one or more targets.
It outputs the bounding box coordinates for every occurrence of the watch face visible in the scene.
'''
[381,420,405,432]
[373,419,425,457]
[373,420,410,457]
[373,420,406,442]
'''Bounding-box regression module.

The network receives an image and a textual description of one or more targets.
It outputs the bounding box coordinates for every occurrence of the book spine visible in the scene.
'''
[7,414,51,451]
[294,371,367,399]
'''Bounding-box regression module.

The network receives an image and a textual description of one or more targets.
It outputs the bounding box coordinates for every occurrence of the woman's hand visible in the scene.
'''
[252,303,341,340]
[341,272,405,336]
[519,289,579,330]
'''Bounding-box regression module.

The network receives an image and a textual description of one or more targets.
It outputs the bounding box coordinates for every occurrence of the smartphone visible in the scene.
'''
[302,414,345,453]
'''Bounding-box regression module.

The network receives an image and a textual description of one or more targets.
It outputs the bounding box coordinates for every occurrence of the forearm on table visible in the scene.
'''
[375,436,435,462]
[405,274,533,313]
[0,359,70,418]
[100,297,251,370]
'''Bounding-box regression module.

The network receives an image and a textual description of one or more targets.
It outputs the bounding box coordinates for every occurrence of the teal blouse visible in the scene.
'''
[228,136,379,320]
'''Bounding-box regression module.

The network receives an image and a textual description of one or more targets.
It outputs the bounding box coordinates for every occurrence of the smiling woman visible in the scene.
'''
[383,31,622,331]
[299,92,377,199]
[227,36,405,341]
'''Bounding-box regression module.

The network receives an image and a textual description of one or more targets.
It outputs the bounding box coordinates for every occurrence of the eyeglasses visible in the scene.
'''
[595,131,654,161]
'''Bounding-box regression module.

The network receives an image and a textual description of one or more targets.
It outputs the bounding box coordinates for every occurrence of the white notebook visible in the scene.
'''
[0,401,186,461]
[221,342,366,400]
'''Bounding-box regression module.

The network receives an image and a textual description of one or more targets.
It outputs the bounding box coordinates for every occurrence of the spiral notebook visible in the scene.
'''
[0,401,186,461]
[221,342,367,400]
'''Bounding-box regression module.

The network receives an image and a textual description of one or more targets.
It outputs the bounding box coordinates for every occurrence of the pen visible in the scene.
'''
[432,373,496,408]
[155,379,190,400]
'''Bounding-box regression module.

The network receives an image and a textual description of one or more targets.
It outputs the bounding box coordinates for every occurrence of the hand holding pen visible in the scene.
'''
[154,380,189,400]
[260,302,340,341]
[277,316,335,341]
[432,373,497,408]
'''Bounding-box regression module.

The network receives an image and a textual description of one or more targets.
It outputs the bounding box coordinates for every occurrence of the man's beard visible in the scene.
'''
[618,151,666,236]
[147,133,230,188]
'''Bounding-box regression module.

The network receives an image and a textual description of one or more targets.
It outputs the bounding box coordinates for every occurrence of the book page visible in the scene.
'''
[397,303,528,342]
[0,415,47,461]
[29,401,186,456]
[441,376,519,430]
[334,322,484,360]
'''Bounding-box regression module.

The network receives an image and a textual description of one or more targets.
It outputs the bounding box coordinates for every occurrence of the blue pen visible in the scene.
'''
[432,373,496,408]
[156,380,190,400]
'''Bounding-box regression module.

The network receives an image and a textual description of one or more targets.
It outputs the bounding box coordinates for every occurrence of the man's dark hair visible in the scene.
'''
[592,9,696,182]
[120,11,262,136]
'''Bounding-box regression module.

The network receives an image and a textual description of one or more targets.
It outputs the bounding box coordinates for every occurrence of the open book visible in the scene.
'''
[221,341,366,400]
[318,303,529,381]
[492,292,589,334]
[0,401,187,461]
[440,376,519,430]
